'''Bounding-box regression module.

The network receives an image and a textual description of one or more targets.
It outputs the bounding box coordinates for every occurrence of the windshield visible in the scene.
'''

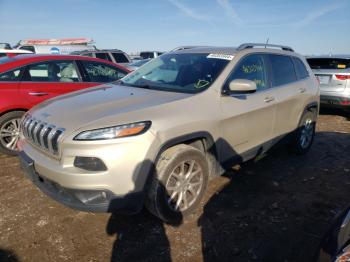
[121,53,230,93]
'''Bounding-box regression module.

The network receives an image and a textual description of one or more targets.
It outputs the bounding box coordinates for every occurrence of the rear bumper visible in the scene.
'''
[18,151,144,213]
[320,93,350,108]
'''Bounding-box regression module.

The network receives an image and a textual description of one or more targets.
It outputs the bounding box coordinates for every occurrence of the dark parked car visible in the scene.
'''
[316,206,350,262]
[71,49,131,65]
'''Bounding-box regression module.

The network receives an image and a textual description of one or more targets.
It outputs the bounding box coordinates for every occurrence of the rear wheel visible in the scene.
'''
[0,111,25,155]
[291,110,316,154]
[145,144,209,223]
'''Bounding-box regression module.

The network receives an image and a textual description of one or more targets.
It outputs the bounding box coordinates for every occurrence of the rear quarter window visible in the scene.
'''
[95,52,113,62]
[111,53,129,63]
[269,54,297,86]
[0,69,22,81]
[292,57,309,80]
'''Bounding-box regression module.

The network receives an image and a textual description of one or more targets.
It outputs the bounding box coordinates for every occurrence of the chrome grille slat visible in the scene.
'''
[22,116,65,156]
[39,124,49,147]
[32,120,42,145]
[47,127,57,154]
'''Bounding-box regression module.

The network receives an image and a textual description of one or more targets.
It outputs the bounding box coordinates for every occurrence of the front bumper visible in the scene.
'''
[18,130,159,213]
[19,151,143,213]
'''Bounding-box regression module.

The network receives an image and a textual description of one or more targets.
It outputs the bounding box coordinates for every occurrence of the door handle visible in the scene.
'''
[28,92,48,96]
[298,87,306,93]
[264,96,275,103]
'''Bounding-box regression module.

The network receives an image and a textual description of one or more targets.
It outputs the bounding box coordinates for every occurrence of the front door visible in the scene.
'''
[19,60,95,106]
[220,53,276,163]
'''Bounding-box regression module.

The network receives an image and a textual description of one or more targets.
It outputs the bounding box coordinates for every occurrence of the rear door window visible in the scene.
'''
[111,53,129,63]
[24,61,80,82]
[81,61,127,82]
[269,55,297,86]
[307,58,350,70]
[226,54,269,91]
[95,52,113,62]
[292,57,309,80]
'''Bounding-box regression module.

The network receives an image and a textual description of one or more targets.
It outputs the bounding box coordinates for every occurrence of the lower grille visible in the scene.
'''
[21,115,65,155]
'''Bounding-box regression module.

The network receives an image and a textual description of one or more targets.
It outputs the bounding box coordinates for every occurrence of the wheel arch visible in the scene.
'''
[0,108,28,118]
[154,132,220,177]
[135,131,220,199]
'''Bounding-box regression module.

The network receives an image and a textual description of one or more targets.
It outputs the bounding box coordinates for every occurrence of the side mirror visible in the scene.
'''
[228,79,257,93]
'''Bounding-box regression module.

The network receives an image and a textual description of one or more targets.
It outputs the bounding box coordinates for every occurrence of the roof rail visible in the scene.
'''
[237,43,294,52]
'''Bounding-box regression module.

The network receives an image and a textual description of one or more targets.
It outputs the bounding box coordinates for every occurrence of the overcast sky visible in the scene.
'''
[0,0,349,55]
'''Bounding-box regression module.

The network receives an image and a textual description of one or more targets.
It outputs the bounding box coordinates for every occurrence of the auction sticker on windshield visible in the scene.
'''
[207,54,234,60]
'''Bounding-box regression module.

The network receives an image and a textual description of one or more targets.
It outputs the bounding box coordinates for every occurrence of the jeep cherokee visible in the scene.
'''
[18,43,320,222]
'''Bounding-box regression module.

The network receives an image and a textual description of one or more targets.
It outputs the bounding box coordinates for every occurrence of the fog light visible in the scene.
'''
[74,190,109,205]
[74,157,107,171]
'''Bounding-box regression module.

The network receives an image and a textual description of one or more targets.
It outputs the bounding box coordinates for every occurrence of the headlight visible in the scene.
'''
[74,121,151,141]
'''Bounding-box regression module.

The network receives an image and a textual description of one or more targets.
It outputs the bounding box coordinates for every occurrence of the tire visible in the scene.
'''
[145,144,209,224]
[0,111,25,156]
[291,110,317,155]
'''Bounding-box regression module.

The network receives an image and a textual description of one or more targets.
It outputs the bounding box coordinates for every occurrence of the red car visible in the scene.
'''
[0,54,130,155]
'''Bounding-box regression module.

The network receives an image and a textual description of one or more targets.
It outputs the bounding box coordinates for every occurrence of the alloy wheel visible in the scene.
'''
[0,118,21,151]
[300,118,314,149]
[165,160,204,212]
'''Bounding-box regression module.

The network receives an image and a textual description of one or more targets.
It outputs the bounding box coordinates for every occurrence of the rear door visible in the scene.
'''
[0,68,24,109]
[307,58,350,93]
[267,54,306,136]
[19,60,95,106]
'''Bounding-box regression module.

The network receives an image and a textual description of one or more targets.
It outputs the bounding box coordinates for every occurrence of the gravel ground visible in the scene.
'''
[0,109,349,262]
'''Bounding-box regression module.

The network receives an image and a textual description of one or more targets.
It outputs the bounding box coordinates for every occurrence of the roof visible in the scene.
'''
[73,49,125,54]
[174,46,239,55]
[0,54,131,72]
[307,55,350,59]
[140,51,164,53]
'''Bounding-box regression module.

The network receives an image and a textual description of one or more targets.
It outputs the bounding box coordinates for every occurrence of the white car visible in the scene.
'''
[0,49,33,58]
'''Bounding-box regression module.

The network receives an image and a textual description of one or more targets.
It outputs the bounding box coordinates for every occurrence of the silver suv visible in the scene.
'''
[18,43,320,222]
[307,55,350,110]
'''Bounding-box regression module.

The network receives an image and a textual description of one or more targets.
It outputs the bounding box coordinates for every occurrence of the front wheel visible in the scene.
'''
[291,110,316,154]
[145,144,209,223]
[0,111,25,156]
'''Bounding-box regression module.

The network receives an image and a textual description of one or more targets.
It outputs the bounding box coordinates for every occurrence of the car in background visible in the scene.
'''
[307,56,350,111]
[0,54,130,155]
[71,49,131,65]
[16,38,96,55]
[139,51,164,59]
[0,49,33,58]
[316,206,350,262]
[125,58,151,70]
[0,43,11,50]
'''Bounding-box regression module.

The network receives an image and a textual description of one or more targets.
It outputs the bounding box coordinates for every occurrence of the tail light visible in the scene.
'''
[335,74,350,80]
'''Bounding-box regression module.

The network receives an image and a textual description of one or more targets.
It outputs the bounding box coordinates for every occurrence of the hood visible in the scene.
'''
[29,83,192,133]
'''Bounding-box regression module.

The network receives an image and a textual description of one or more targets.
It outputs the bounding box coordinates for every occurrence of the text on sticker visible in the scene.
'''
[207,54,234,60]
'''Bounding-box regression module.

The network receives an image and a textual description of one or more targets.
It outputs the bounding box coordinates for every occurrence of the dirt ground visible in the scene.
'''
[0,109,349,262]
